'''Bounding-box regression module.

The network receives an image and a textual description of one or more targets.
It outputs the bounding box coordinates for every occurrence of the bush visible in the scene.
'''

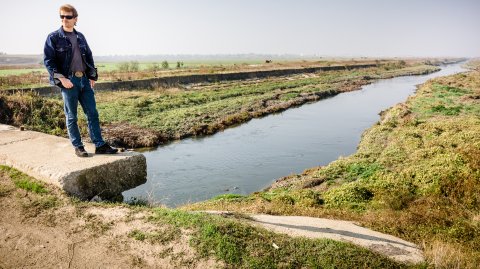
[323,183,374,209]
[148,62,160,72]
[130,61,140,72]
[161,61,169,69]
[117,62,130,72]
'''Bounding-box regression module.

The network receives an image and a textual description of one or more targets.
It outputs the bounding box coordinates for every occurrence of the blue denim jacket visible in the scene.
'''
[43,27,98,87]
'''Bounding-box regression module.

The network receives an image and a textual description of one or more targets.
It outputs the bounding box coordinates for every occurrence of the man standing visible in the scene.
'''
[44,4,117,157]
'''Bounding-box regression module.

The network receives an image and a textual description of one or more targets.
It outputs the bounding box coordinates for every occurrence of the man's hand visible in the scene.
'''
[59,77,73,88]
[90,79,95,88]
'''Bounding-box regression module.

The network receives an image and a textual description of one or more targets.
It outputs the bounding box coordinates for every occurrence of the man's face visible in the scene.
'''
[60,11,77,29]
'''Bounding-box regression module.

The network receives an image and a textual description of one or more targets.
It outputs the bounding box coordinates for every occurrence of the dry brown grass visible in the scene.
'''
[0,72,48,89]
[423,240,474,269]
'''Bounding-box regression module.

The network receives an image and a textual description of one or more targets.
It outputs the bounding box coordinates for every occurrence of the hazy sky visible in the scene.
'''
[1,0,479,57]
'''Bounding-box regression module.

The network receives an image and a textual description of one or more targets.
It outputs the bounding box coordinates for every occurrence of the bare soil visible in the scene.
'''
[0,174,221,269]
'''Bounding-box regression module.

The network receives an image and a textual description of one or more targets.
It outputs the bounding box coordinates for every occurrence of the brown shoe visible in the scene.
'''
[75,146,89,157]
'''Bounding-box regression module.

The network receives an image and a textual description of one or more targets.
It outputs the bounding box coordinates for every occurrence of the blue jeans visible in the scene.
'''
[61,75,105,148]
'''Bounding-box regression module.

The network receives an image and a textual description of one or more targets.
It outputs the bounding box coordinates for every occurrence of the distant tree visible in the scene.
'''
[176,61,184,68]
[161,60,169,69]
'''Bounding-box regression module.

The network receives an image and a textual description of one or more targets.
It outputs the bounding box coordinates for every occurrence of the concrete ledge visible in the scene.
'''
[0,124,147,200]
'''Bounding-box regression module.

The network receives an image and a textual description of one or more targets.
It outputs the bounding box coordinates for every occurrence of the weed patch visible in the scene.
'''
[345,162,383,181]
[430,104,462,115]
[129,229,147,241]
[125,196,150,207]
[129,226,180,244]
[212,194,246,200]
[0,165,60,219]
[0,165,48,193]
[0,93,67,136]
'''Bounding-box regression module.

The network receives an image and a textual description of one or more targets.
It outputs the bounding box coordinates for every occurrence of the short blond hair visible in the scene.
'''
[59,4,78,18]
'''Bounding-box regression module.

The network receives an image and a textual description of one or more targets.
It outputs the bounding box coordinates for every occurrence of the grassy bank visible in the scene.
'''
[0,62,438,148]
[186,65,480,267]
[0,165,409,268]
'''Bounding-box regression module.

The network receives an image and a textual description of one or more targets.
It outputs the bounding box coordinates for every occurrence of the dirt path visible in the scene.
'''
[204,211,424,264]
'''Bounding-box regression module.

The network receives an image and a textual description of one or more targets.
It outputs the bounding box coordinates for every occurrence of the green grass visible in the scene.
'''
[410,82,474,118]
[0,92,66,136]
[95,73,340,137]
[0,165,48,193]
[0,165,59,217]
[128,227,180,244]
[212,194,247,200]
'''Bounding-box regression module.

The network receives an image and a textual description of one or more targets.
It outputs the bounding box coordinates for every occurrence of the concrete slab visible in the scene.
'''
[0,124,147,200]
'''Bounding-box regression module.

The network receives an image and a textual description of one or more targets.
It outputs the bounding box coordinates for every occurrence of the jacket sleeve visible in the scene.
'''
[43,34,63,86]
[82,35,98,81]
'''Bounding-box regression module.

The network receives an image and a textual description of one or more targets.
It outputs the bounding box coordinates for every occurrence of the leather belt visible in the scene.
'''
[73,71,84,77]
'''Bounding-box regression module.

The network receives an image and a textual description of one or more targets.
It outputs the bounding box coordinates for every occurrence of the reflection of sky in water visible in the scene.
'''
[124,64,466,207]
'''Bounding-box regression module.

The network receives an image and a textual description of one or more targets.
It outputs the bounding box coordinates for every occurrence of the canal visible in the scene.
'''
[123,63,466,207]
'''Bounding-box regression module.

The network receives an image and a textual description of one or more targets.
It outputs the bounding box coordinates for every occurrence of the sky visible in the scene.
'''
[1,0,479,57]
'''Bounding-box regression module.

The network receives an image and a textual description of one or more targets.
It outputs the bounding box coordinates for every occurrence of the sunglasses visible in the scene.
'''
[60,15,75,20]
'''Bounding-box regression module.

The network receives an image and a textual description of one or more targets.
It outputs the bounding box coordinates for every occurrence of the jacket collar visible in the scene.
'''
[57,26,77,38]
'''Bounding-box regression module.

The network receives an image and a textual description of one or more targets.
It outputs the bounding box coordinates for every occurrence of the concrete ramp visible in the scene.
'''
[0,124,147,200]
[249,214,424,264]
